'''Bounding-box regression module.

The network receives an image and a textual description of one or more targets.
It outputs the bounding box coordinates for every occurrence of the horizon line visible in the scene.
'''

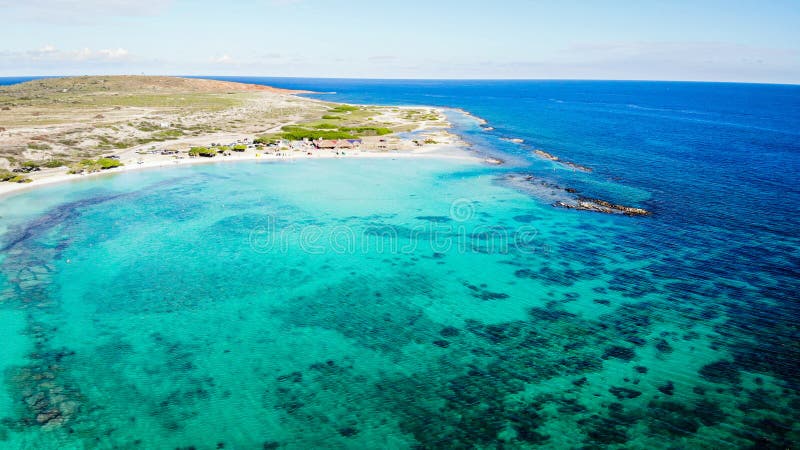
[0,75,798,87]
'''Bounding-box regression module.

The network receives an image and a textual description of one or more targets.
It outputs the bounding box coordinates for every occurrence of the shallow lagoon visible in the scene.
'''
[0,153,796,448]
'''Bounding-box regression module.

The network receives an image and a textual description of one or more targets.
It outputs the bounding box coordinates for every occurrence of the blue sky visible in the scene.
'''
[1,0,799,83]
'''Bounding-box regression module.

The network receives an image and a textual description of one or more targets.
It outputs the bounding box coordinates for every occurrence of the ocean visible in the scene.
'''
[0,77,798,448]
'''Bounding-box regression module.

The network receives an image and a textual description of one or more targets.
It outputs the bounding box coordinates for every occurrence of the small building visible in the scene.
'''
[313,140,339,149]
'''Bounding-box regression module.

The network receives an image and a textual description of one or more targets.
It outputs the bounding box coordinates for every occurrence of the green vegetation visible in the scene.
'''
[253,136,279,145]
[424,139,438,144]
[94,128,184,150]
[67,157,123,174]
[27,142,52,151]
[95,135,132,150]
[215,145,231,153]
[282,130,355,140]
[42,159,67,168]
[312,123,339,129]
[321,115,342,120]
[339,126,392,136]
[135,121,162,132]
[85,93,242,111]
[188,147,216,157]
[1,160,63,175]
[0,170,32,183]
[151,129,183,140]
[269,124,394,141]
[328,105,360,113]
[403,110,440,121]
[0,169,15,182]
[232,144,247,152]
[0,169,31,183]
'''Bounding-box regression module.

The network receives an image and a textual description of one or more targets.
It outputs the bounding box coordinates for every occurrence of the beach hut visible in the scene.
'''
[313,139,339,149]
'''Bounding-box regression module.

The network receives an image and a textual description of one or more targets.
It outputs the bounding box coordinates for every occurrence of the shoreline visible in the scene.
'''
[0,76,490,200]
[0,143,483,200]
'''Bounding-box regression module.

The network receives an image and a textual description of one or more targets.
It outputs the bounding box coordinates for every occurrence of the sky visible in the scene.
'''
[1,0,799,83]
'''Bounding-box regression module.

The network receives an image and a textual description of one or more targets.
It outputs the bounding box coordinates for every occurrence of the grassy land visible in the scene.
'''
[253,103,406,142]
[0,76,446,171]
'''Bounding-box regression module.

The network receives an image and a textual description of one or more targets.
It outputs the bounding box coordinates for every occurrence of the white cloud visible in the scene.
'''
[211,54,235,64]
[97,48,130,59]
[7,45,133,63]
[0,0,174,23]
[38,44,58,54]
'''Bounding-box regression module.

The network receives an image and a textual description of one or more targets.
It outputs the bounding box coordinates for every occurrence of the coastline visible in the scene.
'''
[0,142,483,200]
[0,76,487,200]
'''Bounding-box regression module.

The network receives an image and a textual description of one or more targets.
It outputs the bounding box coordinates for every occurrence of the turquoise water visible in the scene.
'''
[0,156,785,449]
[0,79,799,448]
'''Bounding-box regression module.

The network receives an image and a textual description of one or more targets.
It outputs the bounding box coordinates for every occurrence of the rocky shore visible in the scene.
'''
[501,173,651,217]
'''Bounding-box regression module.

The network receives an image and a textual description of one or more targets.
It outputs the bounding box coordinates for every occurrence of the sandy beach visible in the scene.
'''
[0,141,482,199]
[0,76,483,199]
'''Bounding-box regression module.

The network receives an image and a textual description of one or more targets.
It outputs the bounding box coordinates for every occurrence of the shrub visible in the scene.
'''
[232,144,247,151]
[266,123,394,141]
[68,158,123,174]
[321,115,342,120]
[0,169,15,181]
[67,164,84,174]
[42,159,66,168]
[136,121,161,132]
[21,161,41,169]
[281,129,355,140]
[96,158,123,169]
[10,175,32,183]
[328,105,359,113]
[254,136,279,145]
[340,126,393,136]
[27,142,52,150]
[152,129,183,140]
[188,147,216,157]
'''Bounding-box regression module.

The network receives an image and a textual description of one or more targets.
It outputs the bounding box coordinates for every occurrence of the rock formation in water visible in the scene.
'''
[533,149,593,172]
[554,198,651,216]
[500,173,651,217]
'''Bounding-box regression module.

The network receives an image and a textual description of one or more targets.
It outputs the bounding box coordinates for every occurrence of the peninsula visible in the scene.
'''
[0,76,470,196]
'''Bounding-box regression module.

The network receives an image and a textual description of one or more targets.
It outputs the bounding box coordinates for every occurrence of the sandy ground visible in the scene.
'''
[0,140,483,200]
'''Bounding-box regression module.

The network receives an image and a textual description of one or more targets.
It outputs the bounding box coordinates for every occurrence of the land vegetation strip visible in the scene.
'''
[0,76,454,186]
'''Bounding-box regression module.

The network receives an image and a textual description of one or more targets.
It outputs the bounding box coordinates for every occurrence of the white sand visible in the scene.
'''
[0,142,483,200]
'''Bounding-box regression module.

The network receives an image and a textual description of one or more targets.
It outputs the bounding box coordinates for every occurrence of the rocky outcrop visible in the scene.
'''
[533,149,593,172]
[501,173,651,217]
[554,198,651,216]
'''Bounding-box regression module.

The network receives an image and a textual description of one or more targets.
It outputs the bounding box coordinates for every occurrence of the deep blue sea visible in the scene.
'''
[0,76,798,448]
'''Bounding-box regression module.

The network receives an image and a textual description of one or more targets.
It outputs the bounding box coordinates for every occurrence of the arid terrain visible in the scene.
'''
[0,76,456,180]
